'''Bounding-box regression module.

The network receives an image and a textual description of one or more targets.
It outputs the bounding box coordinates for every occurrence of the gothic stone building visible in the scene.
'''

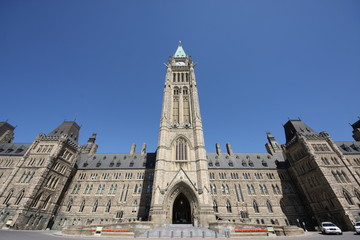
[1,44,360,232]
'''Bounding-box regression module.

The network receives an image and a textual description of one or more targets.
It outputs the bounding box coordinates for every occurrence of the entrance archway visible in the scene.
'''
[172,193,192,224]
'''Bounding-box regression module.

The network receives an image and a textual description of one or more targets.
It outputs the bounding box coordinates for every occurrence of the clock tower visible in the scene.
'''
[149,43,215,227]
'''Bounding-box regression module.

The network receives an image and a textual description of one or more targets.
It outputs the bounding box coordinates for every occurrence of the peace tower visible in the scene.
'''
[149,43,215,227]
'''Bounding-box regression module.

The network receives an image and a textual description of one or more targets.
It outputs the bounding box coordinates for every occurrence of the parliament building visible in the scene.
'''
[1,44,360,235]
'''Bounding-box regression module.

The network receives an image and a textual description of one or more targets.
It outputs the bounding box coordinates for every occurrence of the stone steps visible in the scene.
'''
[137,224,225,238]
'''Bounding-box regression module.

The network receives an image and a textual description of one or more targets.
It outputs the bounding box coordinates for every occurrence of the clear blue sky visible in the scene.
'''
[1,0,359,154]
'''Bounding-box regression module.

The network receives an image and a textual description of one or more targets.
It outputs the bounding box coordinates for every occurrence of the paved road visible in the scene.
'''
[0,230,358,240]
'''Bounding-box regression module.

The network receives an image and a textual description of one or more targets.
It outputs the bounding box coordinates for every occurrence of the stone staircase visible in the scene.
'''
[137,224,226,238]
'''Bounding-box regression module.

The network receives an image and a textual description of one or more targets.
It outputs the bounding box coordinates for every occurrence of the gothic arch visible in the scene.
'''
[171,136,193,161]
[163,181,199,225]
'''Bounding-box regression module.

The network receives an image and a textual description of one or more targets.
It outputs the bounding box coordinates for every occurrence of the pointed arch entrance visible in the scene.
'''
[164,181,199,226]
[172,193,191,224]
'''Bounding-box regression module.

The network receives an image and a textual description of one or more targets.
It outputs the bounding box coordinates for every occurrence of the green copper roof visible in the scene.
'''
[174,42,187,58]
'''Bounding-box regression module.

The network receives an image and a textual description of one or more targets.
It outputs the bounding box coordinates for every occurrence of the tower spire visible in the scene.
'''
[174,41,187,58]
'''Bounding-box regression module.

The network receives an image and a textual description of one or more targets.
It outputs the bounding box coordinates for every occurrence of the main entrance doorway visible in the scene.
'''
[172,193,192,224]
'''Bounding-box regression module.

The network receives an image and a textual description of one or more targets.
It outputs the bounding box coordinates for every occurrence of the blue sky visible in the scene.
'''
[1,0,359,154]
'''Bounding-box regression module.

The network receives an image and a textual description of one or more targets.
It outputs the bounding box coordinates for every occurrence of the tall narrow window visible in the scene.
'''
[31,192,42,208]
[173,88,179,123]
[92,200,98,212]
[266,200,273,213]
[105,200,111,212]
[355,189,360,202]
[213,200,218,212]
[175,138,187,160]
[79,200,85,212]
[226,200,232,213]
[42,195,51,209]
[343,190,354,205]
[66,199,73,212]
[132,200,138,213]
[3,190,13,205]
[183,87,190,123]
[14,190,25,205]
[253,200,260,213]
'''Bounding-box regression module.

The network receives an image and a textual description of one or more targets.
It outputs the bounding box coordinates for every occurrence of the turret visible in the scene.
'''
[0,122,15,144]
[351,119,360,141]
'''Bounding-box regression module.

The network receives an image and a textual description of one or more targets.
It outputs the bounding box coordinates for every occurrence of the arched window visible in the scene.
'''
[343,190,354,205]
[212,184,217,193]
[221,184,225,194]
[3,189,13,205]
[226,200,232,213]
[355,189,360,202]
[280,200,286,213]
[14,190,25,205]
[132,200,138,213]
[79,200,85,212]
[31,192,42,208]
[225,184,230,194]
[253,200,259,213]
[213,200,218,212]
[134,184,138,193]
[250,185,255,194]
[175,138,187,160]
[92,200,98,212]
[247,185,251,194]
[42,195,51,209]
[266,200,273,213]
[105,200,111,212]
[66,199,73,212]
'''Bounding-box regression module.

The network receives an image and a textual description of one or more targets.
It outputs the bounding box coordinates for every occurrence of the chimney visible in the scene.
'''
[130,143,136,156]
[216,143,221,155]
[141,143,147,155]
[226,142,233,155]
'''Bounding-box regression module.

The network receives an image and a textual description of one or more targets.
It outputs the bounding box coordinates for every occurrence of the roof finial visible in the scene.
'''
[179,40,182,46]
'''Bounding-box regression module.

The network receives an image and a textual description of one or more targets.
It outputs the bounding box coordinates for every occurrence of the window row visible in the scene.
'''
[312,144,330,152]
[65,199,139,214]
[36,144,54,153]
[27,157,45,166]
[332,171,351,183]
[80,171,153,181]
[209,172,276,180]
[18,171,35,183]
[74,183,153,197]
[321,156,340,165]
[173,72,189,83]
[212,199,274,214]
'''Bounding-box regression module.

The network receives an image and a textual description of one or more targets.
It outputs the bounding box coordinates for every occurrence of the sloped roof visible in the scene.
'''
[77,152,156,170]
[335,141,360,155]
[206,152,285,169]
[0,143,31,156]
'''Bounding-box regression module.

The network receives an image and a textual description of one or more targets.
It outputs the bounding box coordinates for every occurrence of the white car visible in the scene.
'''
[320,222,342,235]
[354,221,360,234]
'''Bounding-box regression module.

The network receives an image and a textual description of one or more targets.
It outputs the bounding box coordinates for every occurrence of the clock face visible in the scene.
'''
[175,61,186,66]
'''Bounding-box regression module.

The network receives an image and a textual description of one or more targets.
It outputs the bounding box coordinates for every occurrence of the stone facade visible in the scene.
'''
[0,45,359,232]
